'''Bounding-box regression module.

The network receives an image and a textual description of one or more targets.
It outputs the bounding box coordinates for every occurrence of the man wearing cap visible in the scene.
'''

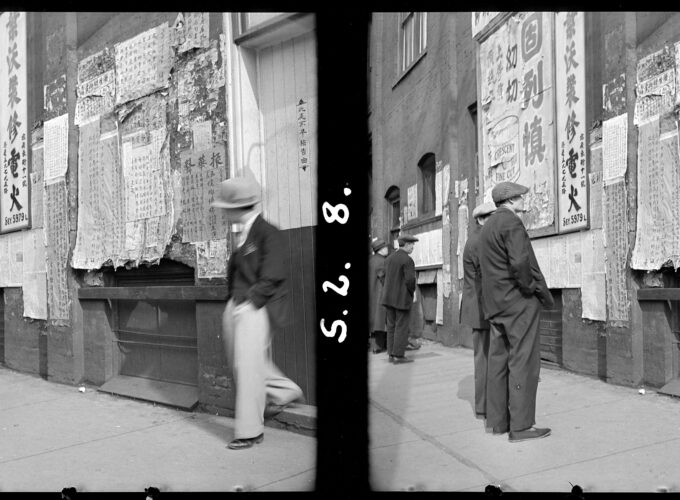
[479,181,554,442]
[369,238,389,354]
[381,234,418,364]
[460,201,496,421]
[211,177,304,450]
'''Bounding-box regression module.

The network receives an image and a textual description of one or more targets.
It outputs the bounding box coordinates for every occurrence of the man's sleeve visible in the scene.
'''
[404,257,416,295]
[247,227,287,308]
[503,217,537,297]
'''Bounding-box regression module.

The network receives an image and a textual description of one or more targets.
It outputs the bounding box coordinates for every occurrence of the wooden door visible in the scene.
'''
[256,31,317,404]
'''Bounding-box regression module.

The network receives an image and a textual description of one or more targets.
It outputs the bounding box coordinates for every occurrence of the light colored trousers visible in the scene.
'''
[222,299,303,439]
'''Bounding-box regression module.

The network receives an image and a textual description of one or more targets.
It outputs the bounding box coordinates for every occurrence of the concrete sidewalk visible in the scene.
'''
[0,367,316,492]
[369,340,680,492]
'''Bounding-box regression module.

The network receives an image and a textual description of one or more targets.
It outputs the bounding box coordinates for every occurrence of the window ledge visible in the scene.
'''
[392,50,427,89]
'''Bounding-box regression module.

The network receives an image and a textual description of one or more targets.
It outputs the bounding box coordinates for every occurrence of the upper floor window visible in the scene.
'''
[399,12,427,75]
[418,153,436,216]
[385,186,401,245]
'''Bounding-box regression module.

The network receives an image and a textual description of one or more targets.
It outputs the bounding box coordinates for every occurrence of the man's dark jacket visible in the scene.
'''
[381,248,416,311]
[226,214,289,330]
[478,207,554,319]
[460,225,489,329]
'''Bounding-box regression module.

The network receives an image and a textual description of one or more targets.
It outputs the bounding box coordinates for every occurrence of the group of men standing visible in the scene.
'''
[370,180,554,442]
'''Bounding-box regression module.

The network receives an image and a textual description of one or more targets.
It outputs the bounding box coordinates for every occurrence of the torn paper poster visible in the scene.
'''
[435,169,443,216]
[22,228,47,320]
[114,23,172,105]
[588,170,603,230]
[30,139,45,229]
[43,74,67,120]
[173,12,210,54]
[75,48,116,126]
[581,229,606,321]
[436,269,444,325]
[44,178,70,322]
[192,120,212,151]
[122,129,167,222]
[634,46,676,124]
[72,118,125,270]
[603,178,629,323]
[196,238,228,278]
[602,114,628,182]
[43,114,69,181]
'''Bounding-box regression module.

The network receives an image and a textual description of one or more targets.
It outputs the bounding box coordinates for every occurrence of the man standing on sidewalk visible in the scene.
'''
[460,201,496,421]
[381,234,418,364]
[212,177,304,450]
[479,182,554,442]
[369,238,389,354]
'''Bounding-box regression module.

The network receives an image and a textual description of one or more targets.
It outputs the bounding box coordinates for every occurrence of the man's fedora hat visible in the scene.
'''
[211,177,262,209]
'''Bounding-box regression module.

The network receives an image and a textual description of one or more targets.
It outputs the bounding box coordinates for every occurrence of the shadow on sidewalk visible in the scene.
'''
[456,374,476,415]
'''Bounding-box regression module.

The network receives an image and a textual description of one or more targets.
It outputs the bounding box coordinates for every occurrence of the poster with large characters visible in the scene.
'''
[479,12,555,232]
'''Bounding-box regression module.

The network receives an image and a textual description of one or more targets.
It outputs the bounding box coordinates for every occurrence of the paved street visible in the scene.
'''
[0,367,315,492]
[369,340,680,492]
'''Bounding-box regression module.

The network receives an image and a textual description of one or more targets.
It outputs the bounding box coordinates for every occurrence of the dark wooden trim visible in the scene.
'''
[402,214,443,231]
[637,288,680,301]
[78,286,228,301]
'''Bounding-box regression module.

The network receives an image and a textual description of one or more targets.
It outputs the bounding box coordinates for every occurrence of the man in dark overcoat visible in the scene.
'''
[369,238,389,353]
[460,201,496,420]
[212,177,303,450]
[381,234,418,364]
[479,181,554,442]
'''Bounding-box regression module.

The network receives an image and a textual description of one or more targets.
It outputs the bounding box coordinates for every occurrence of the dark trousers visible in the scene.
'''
[486,296,542,432]
[472,328,490,416]
[385,306,410,357]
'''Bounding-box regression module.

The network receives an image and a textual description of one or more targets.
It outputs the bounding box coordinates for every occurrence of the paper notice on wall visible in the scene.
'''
[566,233,582,288]
[549,236,569,289]
[122,132,167,221]
[531,237,551,287]
[114,23,172,105]
[75,49,116,125]
[407,184,417,220]
[0,236,8,286]
[589,152,603,230]
[43,114,69,181]
[603,178,629,323]
[442,164,450,206]
[72,118,125,270]
[457,205,469,280]
[635,46,676,125]
[43,74,67,120]
[631,120,680,270]
[436,269,444,325]
[602,73,626,120]
[30,142,44,229]
[602,114,628,182]
[435,169,443,216]
[442,263,452,298]
[196,238,228,278]
[44,178,70,322]
[581,229,606,320]
[192,120,212,151]
[0,231,24,286]
[180,145,230,243]
[22,228,47,319]
[175,12,210,53]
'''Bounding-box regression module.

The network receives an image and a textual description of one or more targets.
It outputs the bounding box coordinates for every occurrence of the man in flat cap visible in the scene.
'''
[381,234,418,364]
[369,238,389,354]
[479,181,554,442]
[460,201,496,422]
[211,177,303,450]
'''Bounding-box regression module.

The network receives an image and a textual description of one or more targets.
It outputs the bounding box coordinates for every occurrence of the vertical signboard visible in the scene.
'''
[556,12,588,232]
[479,12,555,232]
[0,12,30,232]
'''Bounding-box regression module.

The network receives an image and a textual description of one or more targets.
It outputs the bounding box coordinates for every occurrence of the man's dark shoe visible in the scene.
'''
[227,433,264,450]
[492,426,509,435]
[405,341,421,351]
[475,412,486,420]
[391,355,414,364]
[509,427,551,442]
[388,355,395,363]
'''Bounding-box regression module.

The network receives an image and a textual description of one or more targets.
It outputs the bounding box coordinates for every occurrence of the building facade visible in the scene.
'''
[369,12,680,391]
[0,12,317,412]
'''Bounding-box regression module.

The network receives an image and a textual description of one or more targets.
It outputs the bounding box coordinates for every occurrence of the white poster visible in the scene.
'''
[556,12,588,232]
[43,114,69,181]
[0,12,30,233]
[602,113,628,182]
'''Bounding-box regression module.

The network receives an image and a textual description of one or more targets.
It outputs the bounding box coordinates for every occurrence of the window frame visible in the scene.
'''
[418,153,436,217]
[396,12,428,84]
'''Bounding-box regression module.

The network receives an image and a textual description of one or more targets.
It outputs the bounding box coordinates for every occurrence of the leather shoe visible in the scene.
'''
[227,433,264,450]
[475,412,486,420]
[509,427,551,442]
[391,355,414,364]
[405,341,421,351]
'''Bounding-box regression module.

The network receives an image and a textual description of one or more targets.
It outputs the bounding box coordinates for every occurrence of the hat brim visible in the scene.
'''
[210,198,260,209]
[372,243,388,252]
